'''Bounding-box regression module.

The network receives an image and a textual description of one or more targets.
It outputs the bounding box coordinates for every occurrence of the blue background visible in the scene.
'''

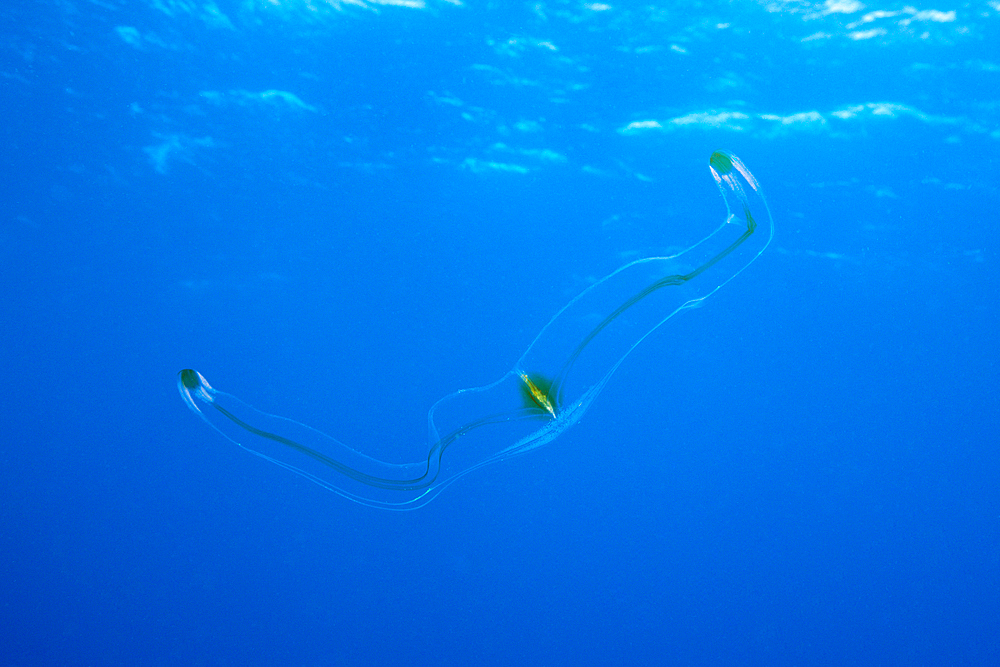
[2,0,998,664]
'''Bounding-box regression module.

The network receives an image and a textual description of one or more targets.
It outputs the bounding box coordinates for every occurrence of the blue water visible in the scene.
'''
[2,1,998,664]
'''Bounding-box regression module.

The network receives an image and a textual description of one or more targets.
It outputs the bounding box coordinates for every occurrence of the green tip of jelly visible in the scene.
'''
[709,151,733,175]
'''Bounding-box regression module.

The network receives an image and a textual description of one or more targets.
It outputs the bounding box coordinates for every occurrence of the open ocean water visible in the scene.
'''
[2,0,998,665]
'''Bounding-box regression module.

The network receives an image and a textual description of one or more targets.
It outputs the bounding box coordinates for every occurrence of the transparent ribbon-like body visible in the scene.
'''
[179,151,774,509]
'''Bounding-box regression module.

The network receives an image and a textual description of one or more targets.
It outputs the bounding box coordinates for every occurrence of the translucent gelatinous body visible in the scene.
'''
[178,151,774,510]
